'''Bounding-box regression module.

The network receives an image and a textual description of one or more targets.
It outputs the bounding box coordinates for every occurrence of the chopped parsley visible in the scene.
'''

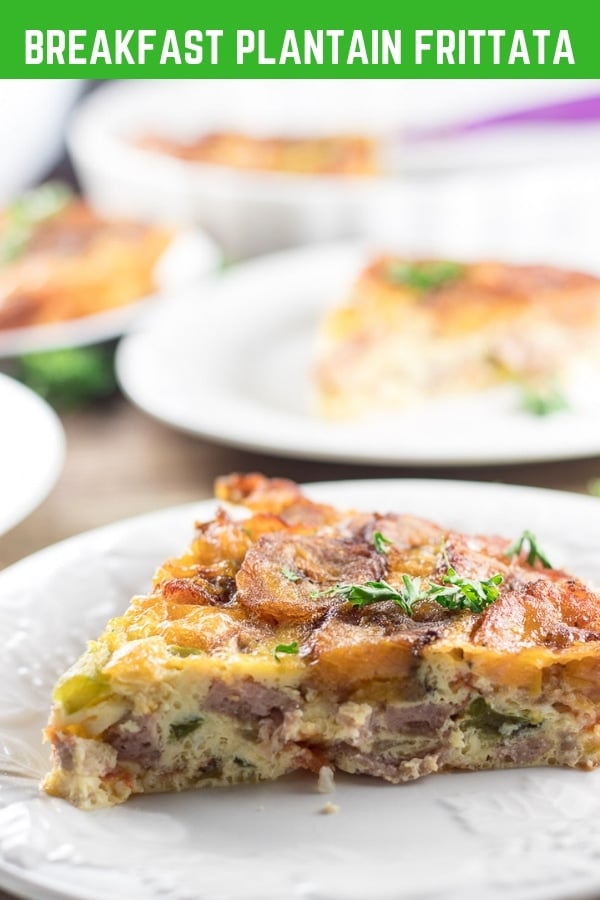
[426,569,503,613]
[519,381,570,417]
[505,529,552,569]
[372,531,393,554]
[281,567,301,582]
[386,260,464,292]
[320,570,503,617]
[333,577,423,616]
[169,717,203,740]
[274,641,299,659]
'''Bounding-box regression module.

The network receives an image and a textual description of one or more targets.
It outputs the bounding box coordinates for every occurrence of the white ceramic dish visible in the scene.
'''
[0,228,221,358]
[116,241,600,467]
[0,372,65,536]
[67,80,600,258]
[0,81,81,206]
[0,478,599,900]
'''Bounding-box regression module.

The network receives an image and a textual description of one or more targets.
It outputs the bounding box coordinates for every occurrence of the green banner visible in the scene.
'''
[1,0,598,78]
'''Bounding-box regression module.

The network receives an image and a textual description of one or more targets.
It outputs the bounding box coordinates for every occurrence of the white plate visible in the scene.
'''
[0,478,600,900]
[0,372,64,536]
[69,80,600,259]
[116,242,600,467]
[0,229,221,358]
[0,81,82,206]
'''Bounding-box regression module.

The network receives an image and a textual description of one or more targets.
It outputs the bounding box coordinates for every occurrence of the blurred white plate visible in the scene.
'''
[116,242,600,467]
[0,372,64,536]
[69,80,600,258]
[0,479,599,900]
[0,229,221,358]
[0,81,81,206]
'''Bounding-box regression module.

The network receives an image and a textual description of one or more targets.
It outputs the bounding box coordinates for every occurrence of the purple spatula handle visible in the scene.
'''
[409,93,600,141]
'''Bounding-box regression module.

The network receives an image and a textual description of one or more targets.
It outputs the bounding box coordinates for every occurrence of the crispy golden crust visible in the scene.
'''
[152,474,600,668]
[0,200,172,330]
[43,475,600,808]
[315,256,600,418]
[137,132,378,176]
[354,257,600,333]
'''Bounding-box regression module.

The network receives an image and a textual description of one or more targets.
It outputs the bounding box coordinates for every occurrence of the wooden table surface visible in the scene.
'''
[2,396,600,569]
[0,398,599,900]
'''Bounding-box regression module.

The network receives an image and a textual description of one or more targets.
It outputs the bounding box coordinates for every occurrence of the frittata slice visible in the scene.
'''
[0,183,172,330]
[138,132,378,176]
[314,256,600,418]
[43,474,600,809]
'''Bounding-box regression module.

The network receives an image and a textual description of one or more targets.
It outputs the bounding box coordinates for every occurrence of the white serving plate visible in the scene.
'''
[0,228,221,358]
[116,241,600,467]
[0,372,65,536]
[0,479,599,900]
[67,80,600,258]
[0,81,82,206]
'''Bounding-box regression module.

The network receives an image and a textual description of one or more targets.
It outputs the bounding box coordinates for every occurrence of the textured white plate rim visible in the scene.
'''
[1,479,600,900]
[0,228,221,358]
[116,240,600,468]
[0,373,65,537]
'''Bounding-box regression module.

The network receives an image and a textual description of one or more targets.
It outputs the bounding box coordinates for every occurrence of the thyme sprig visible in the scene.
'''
[505,530,552,569]
[372,531,393,554]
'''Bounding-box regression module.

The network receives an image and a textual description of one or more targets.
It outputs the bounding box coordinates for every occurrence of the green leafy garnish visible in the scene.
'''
[372,531,393,554]
[386,260,464,292]
[505,530,552,569]
[274,641,299,659]
[281,567,301,582]
[16,346,117,410]
[169,646,203,658]
[519,381,570,417]
[426,569,503,613]
[333,576,424,617]
[1,181,72,263]
[325,570,502,616]
[234,756,255,768]
[169,717,203,740]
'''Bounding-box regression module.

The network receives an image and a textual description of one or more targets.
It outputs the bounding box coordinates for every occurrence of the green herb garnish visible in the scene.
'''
[169,717,204,740]
[426,569,503,613]
[505,530,552,569]
[1,181,72,263]
[281,567,301,582]
[386,260,464,292]
[16,346,117,410]
[274,641,299,659]
[519,381,570,417]
[324,570,502,616]
[372,531,393,554]
[333,576,424,617]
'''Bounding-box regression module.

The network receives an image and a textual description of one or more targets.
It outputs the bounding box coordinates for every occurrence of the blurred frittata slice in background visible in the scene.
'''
[314,257,600,419]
